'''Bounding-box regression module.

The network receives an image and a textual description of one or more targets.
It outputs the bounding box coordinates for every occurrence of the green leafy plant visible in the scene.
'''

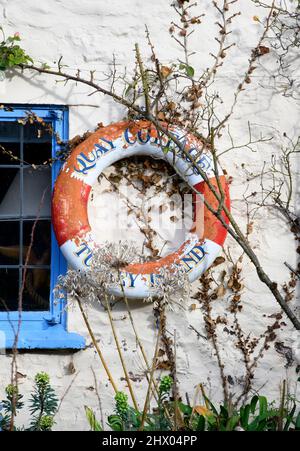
[85,377,300,432]
[0,28,33,71]
[150,375,173,431]
[107,392,141,431]
[0,372,58,431]
[28,372,58,431]
[0,384,24,429]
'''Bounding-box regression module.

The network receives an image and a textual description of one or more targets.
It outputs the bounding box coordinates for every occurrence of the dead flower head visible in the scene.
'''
[54,241,190,310]
[54,241,144,304]
[92,240,144,271]
[146,263,190,312]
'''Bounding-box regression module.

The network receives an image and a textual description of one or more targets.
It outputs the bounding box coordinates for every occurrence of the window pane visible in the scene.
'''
[0,142,20,165]
[23,268,50,311]
[0,121,20,141]
[0,121,21,165]
[24,143,52,165]
[23,220,51,265]
[24,123,52,164]
[24,123,52,143]
[0,268,50,311]
[0,221,19,265]
[0,168,21,217]
[23,166,51,218]
[0,268,19,311]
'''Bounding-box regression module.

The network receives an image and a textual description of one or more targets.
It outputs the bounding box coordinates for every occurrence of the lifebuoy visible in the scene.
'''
[52,121,230,298]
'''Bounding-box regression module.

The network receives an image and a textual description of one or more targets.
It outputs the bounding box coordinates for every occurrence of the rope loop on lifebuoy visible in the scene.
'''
[52,121,230,298]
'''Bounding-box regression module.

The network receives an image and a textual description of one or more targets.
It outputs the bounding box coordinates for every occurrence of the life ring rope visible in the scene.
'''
[52,121,230,298]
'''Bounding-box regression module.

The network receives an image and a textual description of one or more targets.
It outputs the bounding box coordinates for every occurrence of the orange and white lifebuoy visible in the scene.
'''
[52,121,230,298]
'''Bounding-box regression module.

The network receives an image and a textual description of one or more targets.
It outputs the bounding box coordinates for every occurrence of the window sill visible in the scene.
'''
[0,322,85,350]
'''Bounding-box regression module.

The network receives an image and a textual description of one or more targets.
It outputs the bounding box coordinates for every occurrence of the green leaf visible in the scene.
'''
[108,414,123,431]
[283,403,296,431]
[127,407,141,429]
[295,411,300,430]
[240,404,250,429]
[186,65,195,77]
[178,402,192,416]
[226,415,240,431]
[85,406,102,431]
[196,415,206,431]
[220,405,229,420]
[258,419,268,431]
[178,62,194,77]
[259,396,268,418]
[206,414,217,428]
[0,33,34,72]
[250,395,259,414]
[248,417,260,431]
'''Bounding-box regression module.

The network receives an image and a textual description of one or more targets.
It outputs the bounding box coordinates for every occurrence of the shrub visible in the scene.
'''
[0,372,58,431]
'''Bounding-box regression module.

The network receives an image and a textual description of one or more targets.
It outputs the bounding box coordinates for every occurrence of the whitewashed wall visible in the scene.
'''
[0,0,299,430]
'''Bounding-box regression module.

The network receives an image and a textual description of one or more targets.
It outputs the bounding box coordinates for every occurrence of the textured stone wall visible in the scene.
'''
[0,0,299,430]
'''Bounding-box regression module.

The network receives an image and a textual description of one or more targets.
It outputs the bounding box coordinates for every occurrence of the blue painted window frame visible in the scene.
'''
[0,105,85,349]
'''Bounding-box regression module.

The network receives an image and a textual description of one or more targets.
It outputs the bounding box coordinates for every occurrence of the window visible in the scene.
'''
[0,105,85,349]
[0,121,52,312]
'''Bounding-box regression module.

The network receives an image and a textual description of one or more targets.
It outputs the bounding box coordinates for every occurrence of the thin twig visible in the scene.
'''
[135,43,150,115]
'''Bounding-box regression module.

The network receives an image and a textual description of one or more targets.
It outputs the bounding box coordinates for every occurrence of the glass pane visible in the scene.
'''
[23,220,51,265]
[22,268,50,311]
[0,141,20,165]
[23,166,51,218]
[24,123,52,143]
[24,143,52,165]
[0,121,20,141]
[0,121,20,165]
[24,123,52,164]
[0,268,19,311]
[0,221,19,265]
[0,168,21,217]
